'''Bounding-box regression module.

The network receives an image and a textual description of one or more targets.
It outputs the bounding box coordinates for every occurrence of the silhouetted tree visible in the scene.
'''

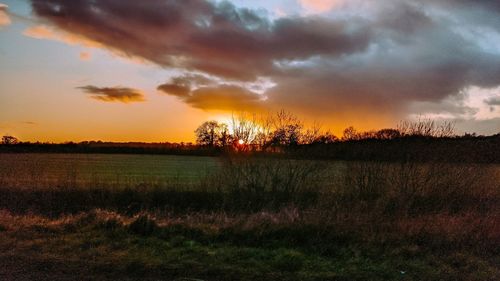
[255,114,274,149]
[302,121,322,144]
[1,135,18,145]
[195,121,228,147]
[397,118,455,138]
[231,113,259,146]
[219,125,231,147]
[342,126,359,141]
[358,130,378,140]
[375,128,401,140]
[314,131,338,144]
[271,110,303,146]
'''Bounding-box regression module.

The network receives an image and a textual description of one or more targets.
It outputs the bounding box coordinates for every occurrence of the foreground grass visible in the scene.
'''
[0,209,498,281]
[1,153,499,280]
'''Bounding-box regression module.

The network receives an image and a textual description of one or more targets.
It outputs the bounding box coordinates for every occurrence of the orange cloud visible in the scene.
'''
[299,0,343,13]
[157,75,266,111]
[23,24,147,65]
[158,82,265,111]
[23,25,102,48]
[0,4,11,27]
[79,51,91,61]
[186,86,265,111]
[77,85,146,103]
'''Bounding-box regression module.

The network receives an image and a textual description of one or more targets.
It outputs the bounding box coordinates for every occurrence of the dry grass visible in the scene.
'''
[0,206,499,280]
[0,152,499,280]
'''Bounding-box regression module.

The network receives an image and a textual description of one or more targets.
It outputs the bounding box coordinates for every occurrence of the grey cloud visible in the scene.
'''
[454,117,500,135]
[485,96,500,106]
[264,1,500,120]
[31,0,500,134]
[158,74,264,111]
[156,84,191,97]
[77,85,145,103]
[31,0,371,81]
[157,74,217,97]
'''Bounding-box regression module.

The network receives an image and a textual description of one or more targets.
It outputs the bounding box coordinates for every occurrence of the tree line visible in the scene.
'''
[191,110,499,163]
[194,110,468,149]
[2,110,498,163]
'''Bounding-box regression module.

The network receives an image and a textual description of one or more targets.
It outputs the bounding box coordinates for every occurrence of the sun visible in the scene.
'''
[238,139,245,145]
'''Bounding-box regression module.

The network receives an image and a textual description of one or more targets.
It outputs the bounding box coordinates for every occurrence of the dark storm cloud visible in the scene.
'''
[31,0,371,81]
[32,0,500,127]
[77,86,145,103]
[264,1,500,117]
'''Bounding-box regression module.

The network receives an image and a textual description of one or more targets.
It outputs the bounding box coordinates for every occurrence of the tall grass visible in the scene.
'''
[1,153,499,280]
[336,160,498,216]
[0,153,498,249]
[209,154,327,209]
[0,153,498,214]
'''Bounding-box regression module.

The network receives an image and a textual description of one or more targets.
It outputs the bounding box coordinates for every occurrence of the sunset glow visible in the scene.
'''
[0,2,499,278]
[0,0,499,143]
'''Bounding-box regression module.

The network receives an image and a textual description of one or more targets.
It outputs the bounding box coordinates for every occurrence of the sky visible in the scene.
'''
[0,0,499,142]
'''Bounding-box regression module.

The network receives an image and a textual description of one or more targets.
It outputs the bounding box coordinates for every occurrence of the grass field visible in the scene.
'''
[0,153,221,188]
[0,152,499,280]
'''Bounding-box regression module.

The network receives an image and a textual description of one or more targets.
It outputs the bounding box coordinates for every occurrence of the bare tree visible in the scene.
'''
[255,113,274,149]
[195,121,228,147]
[375,128,401,140]
[314,131,338,144]
[342,126,359,141]
[219,123,231,147]
[271,110,303,146]
[301,121,322,144]
[1,135,18,145]
[398,118,455,137]
[231,113,259,146]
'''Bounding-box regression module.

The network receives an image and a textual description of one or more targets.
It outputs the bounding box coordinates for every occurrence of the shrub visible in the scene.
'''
[128,215,158,236]
[214,155,325,209]
[336,159,497,216]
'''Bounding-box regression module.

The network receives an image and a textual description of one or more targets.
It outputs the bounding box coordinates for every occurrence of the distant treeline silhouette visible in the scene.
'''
[296,135,500,163]
[1,110,499,163]
[194,111,499,163]
[0,141,220,156]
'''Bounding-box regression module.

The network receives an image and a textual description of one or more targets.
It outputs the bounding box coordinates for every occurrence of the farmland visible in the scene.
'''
[0,153,220,188]
[0,151,499,280]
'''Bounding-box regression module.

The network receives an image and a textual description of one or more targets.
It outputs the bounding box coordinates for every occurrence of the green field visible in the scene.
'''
[0,153,221,188]
[1,152,496,191]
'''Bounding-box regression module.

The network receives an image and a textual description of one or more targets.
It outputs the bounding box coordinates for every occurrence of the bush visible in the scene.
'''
[214,155,325,209]
[336,159,497,216]
[128,215,158,236]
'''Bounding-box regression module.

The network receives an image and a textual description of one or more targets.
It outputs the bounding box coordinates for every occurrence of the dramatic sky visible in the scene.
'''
[1,0,499,142]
